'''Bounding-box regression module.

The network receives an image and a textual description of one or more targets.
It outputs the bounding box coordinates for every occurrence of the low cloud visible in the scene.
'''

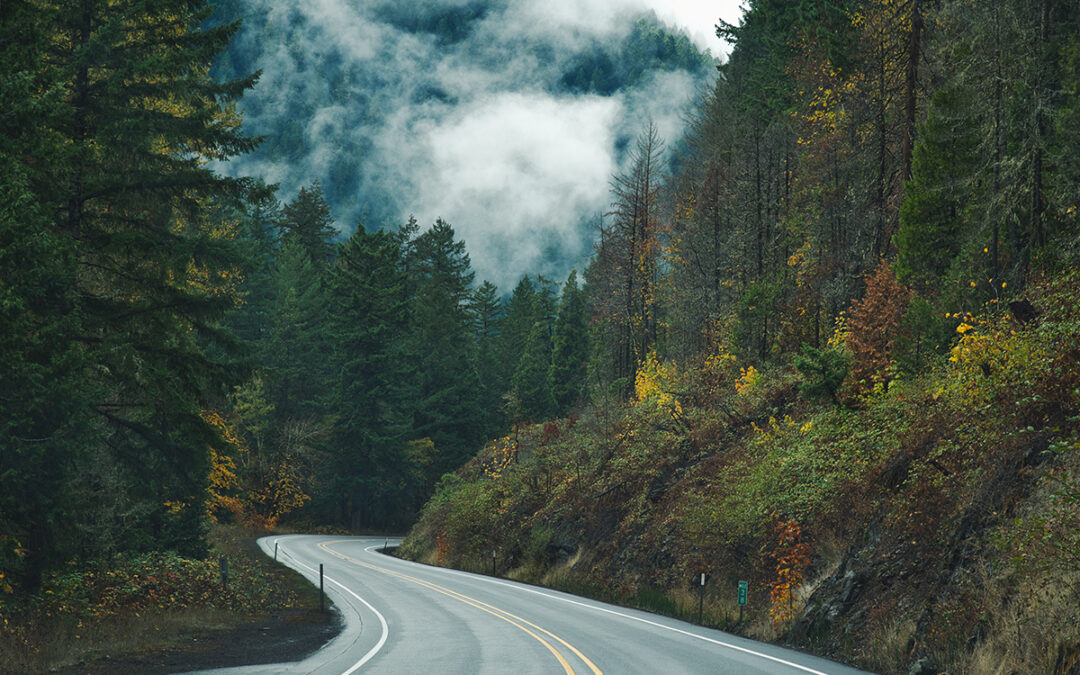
[217,0,718,289]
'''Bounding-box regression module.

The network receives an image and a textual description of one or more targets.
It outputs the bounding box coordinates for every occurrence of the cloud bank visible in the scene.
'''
[215,0,723,288]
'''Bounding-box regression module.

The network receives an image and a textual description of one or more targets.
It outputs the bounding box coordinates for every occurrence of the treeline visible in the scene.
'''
[216,183,591,533]
[585,0,1080,397]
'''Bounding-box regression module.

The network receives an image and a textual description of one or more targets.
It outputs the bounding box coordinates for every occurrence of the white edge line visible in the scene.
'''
[366,546,831,675]
[269,538,390,674]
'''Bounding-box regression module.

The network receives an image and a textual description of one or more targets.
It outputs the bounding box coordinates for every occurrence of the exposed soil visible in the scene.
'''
[62,608,342,674]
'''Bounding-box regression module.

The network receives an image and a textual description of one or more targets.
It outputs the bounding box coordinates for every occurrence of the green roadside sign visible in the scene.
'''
[737,581,748,606]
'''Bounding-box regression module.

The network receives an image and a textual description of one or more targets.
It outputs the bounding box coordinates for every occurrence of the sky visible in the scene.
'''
[644,0,745,56]
[218,0,748,290]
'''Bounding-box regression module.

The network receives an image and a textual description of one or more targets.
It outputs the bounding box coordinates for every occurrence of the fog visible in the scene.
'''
[216,0,743,288]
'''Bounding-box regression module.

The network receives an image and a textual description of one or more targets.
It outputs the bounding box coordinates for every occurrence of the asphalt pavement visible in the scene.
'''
[186,535,873,675]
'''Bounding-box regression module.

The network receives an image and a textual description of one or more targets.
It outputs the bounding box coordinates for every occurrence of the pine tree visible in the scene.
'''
[265,238,330,423]
[225,183,281,349]
[0,5,89,585]
[403,220,485,474]
[496,276,538,393]
[470,280,504,437]
[894,84,979,294]
[513,320,554,421]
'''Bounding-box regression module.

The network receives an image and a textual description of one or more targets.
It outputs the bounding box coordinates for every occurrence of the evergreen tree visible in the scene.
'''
[403,220,485,473]
[323,227,411,528]
[1,0,259,586]
[894,85,979,294]
[265,238,330,423]
[278,182,337,267]
[226,184,281,349]
[513,320,554,421]
[470,280,504,437]
[496,276,538,393]
[548,270,589,414]
[0,6,88,584]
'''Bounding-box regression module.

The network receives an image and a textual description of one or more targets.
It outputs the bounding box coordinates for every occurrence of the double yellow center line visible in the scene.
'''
[319,540,603,675]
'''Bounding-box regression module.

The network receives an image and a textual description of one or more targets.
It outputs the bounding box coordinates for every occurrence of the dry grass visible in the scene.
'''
[540,547,585,588]
[960,570,1080,675]
[858,610,917,675]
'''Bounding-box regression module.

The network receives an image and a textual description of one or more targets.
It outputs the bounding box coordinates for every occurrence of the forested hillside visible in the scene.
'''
[400,1,1080,673]
[3,0,1080,672]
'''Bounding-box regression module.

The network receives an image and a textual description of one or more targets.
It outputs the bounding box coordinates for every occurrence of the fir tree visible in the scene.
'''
[548,270,589,414]
[323,227,411,527]
[278,182,337,267]
[513,320,554,421]
[404,220,485,473]
[2,0,259,584]
[265,238,330,423]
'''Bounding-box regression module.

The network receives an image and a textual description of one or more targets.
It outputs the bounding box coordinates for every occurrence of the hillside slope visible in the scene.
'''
[401,268,1080,674]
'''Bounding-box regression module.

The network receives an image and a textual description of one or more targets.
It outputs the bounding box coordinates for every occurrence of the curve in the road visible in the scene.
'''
[272,543,390,674]
[190,535,872,675]
[319,540,601,674]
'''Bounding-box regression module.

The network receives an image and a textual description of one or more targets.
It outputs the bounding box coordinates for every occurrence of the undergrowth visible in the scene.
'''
[0,525,319,674]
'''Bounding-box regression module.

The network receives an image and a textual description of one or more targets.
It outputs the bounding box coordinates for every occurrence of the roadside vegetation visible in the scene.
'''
[0,526,328,674]
[401,267,1080,674]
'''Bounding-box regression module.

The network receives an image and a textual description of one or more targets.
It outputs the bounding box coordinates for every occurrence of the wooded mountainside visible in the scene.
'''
[399,1,1080,673]
[3,0,1080,672]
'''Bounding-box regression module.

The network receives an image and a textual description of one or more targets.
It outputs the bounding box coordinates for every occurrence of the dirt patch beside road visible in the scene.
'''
[63,607,341,674]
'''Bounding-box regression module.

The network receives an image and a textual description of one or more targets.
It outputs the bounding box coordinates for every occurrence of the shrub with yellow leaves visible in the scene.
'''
[634,351,684,423]
[735,365,760,396]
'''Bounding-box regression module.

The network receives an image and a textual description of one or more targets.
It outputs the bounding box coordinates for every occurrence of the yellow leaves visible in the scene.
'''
[702,345,736,376]
[828,312,850,350]
[205,449,241,522]
[770,520,811,629]
[482,436,517,480]
[735,365,760,396]
[201,410,248,453]
[634,351,681,408]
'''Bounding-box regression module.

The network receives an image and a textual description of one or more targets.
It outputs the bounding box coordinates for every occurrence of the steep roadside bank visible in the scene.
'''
[399,269,1080,674]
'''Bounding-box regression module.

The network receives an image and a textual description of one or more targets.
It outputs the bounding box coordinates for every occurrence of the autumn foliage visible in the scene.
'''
[844,260,911,396]
[769,520,812,629]
[200,409,311,530]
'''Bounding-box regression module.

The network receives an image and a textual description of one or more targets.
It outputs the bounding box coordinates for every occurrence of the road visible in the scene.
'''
[190,535,871,675]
